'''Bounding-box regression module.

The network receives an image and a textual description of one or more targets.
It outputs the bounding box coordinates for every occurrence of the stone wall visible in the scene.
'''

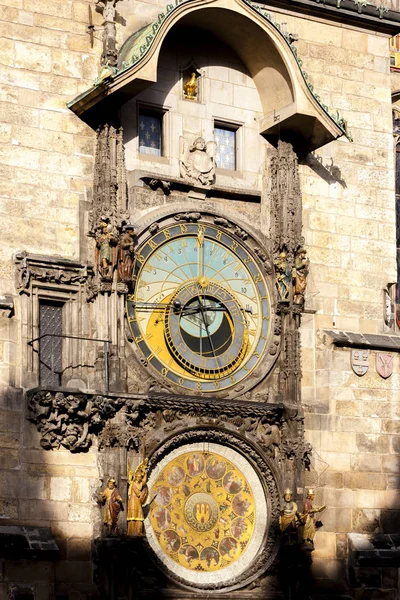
[0,0,399,597]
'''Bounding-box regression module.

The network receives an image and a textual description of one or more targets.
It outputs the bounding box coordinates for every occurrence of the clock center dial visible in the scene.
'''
[165,281,247,378]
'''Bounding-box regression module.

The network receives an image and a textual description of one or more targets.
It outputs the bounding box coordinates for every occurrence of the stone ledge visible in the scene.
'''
[0,526,59,560]
[349,533,400,568]
[324,330,400,352]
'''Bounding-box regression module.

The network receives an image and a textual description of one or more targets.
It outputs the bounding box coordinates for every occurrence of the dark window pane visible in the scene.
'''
[214,126,236,170]
[139,112,162,156]
[39,302,63,387]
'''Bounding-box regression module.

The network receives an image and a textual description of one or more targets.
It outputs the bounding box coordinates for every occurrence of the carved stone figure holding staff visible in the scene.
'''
[117,224,135,283]
[127,459,149,537]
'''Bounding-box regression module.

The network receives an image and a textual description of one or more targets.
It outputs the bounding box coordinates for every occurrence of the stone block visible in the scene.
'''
[350,566,381,588]
[381,455,400,474]
[352,508,380,533]
[351,454,382,473]
[381,510,400,533]
[356,434,389,454]
[19,500,69,521]
[344,472,386,490]
[51,521,93,539]
[55,560,92,584]
[4,560,53,582]
[15,41,51,72]
[68,504,92,523]
[67,538,91,562]
[50,477,72,502]
[52,49,82,79]
[336,401,362,417]
[0,499,18,519]
[312,531,336,559]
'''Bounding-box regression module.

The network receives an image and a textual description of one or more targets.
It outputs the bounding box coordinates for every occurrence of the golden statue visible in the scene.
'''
[127,459,149,537]
[302,488,326,544]
[98,477,124,536]
[280,488,301,532]
[184,72,198,100]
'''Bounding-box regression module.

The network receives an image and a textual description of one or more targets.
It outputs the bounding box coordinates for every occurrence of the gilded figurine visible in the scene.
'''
[127,459,149,537]
[183,72,198,100]
[180,136,216,186]
[117,224,135,283]
[98,477,124,536]
[293,247,309,305]
[302,488,326,545]
[274,250,291,302]
[280,488,301,544]
[95,221,118,281]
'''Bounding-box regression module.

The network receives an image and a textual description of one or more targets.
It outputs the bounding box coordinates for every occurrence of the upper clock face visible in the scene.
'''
[127,221,272,392]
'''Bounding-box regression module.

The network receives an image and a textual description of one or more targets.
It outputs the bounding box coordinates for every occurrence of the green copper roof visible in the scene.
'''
[69,0,352,141]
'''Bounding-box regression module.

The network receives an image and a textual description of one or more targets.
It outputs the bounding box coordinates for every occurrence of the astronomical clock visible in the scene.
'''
[127,213,277,396]
[119,210,291,595]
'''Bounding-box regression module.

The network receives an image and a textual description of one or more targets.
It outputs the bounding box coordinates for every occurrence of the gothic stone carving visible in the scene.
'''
[27,390,305,470]
[179,136,216,186]
[27,390,124,452]
[14,251,94,299]
[96,0,122,68]
[269,140,303,263]
[90,124,128,236]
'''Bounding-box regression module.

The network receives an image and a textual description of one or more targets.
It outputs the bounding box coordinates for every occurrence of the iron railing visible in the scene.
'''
[28,334,111,392]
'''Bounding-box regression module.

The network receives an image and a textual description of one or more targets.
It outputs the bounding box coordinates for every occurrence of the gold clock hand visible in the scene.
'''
[197,297,221,374]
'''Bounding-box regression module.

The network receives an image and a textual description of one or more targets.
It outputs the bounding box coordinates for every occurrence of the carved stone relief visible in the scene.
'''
[179,136,216,186]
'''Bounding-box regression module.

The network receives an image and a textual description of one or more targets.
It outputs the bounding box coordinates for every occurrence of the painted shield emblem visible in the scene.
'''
[351,349,369,377]
[376,353,393,379]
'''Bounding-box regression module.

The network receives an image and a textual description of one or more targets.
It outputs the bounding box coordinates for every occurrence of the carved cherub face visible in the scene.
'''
[193,137,205,151]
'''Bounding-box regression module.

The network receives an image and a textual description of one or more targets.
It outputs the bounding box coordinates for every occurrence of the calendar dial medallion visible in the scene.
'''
[127,221,272,392]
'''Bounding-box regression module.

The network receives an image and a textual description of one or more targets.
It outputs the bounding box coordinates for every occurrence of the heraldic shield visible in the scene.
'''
[351,349,370,377]
[376,353,394,379]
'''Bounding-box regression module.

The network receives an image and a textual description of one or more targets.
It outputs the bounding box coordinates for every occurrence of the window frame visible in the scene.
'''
[213,120,242,175]
[137,103,169,163]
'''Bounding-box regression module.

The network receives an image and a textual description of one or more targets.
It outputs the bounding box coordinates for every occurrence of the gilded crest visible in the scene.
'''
[376,353,393,379]
[350,349,369,376]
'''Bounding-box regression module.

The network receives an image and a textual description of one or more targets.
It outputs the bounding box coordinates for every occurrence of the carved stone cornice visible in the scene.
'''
[14,251,95,298]
[26,389,311,471]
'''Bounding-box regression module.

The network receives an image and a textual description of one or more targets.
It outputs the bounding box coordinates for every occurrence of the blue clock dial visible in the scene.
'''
[126,222,272,392]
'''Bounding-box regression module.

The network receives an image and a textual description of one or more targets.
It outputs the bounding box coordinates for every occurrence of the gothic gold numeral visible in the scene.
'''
[180,224,187,234]
[148,239,158,250]
[179,377,184,385]
[162,368,168,377]
[163,229,171,240]
[231,241,238,252]
[135,335,143,343]
[136,254,145,263]
[196,382,202,391]
[252,274,261,283]
[216,230,222,241]
[230,375,236,383]
[213,381,220,390]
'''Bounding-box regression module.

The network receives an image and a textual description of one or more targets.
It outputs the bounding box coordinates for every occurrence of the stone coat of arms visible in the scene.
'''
[350,349,369,376]
[376,353,393,379]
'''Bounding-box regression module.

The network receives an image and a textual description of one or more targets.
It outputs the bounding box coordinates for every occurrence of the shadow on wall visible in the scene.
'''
[301,153,347,188]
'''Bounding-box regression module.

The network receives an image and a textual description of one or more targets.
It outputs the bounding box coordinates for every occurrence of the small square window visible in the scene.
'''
[138,109,163,156]
[214,124,237,171]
